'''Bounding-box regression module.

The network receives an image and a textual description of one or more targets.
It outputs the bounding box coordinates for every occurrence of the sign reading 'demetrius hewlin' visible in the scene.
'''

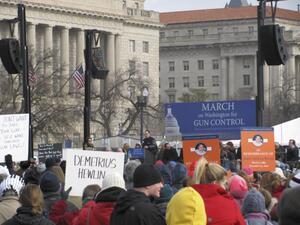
[65,149,125,196]
[0,114,29,163]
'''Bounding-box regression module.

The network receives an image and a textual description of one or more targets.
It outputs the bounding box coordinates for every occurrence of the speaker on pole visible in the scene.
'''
[0,38,21,74]
[261,24,288,66]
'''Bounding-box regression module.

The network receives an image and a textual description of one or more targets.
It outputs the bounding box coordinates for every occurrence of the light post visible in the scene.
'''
[137,88,149,145]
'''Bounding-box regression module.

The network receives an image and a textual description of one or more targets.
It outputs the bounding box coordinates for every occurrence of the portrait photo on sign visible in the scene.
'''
[252,134,264,147]
[194,142,207,156]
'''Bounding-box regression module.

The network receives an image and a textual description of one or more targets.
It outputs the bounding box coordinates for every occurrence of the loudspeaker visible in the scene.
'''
[0,38,21,74]
[261,24,288,65]
[84,48,109,80]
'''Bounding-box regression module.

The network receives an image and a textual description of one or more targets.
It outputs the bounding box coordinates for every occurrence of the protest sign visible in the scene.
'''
[182,135,221,169]
[241,128,275,172]
[0,114,29,162]
[38,143,62,163]
[128,148,144,160]
[65,149,125,196]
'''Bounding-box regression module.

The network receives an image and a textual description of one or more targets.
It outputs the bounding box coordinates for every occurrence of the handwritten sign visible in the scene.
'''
[0,114,29,162]
[38,143,62,163]
[65,149,124,196]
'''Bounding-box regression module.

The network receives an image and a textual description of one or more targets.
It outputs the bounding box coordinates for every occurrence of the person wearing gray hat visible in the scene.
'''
[110,164,166,225]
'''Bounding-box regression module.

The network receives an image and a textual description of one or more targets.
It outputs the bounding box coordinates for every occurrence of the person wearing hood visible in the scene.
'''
[242,189,274,225]
[0,175,25,224]
[110,164,166,225]
[2,184,54,225]
[192,158,246,225]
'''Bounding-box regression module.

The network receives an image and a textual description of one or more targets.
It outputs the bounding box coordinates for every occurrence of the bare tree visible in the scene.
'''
[0,49,82,143]
[90,69,163,137]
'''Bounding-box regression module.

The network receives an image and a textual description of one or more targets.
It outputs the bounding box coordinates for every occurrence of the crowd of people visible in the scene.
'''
[0,132,299,225]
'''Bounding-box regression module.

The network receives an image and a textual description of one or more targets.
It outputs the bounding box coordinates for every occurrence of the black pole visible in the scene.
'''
[18,4,33,159]
[140,106,143,145]
[256,0,265,126]
[83,30,92,149]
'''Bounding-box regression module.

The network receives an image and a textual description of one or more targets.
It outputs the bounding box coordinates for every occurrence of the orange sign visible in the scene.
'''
[241,129,275,172]
[182,135,221,170]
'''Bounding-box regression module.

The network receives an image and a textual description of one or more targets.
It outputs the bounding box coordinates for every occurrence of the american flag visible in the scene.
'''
[72,64,85,89]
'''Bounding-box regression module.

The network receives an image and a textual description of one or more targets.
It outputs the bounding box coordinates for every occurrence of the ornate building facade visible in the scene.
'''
[0,0,161,146]
[159,1,300,125]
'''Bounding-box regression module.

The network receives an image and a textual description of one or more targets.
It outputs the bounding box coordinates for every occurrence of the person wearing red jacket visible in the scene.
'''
[191,158,246,225]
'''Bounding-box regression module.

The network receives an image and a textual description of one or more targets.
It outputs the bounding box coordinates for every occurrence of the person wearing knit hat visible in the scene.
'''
[288,172,300,188]
[278,186,300,225]
[110,164,166,225]
[242,189,273,225]
[39,171,78,219]
[228,175,248,208]
[166,187,207,225]
[124,160,141,189]
[0,175,24,224]
[72,172,126,225]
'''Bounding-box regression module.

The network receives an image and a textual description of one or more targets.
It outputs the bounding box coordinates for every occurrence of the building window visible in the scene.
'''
[202,29,208,35]
[243,58,250,68]
[168,77,175,88]
[183,61,189,71]
[183,77,190,88]
[168,94,175,103]
[233,27,238,35]
[160,32,165,38]
[248,26,254,34]
[211,93,219,100]
[198,60,204,70]
[243,74,251,86]
[188,30,194,37]
[198,76,204,87]
[129,40,135,52]
[142,62,149,77]
[169,61,175,71]
[129,60,136,73]
[212,59,219,70]
[212,76,219,87]
[143,41,149,53]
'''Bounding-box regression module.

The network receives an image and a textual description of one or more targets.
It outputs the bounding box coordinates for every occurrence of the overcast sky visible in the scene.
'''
[144,0,300,12]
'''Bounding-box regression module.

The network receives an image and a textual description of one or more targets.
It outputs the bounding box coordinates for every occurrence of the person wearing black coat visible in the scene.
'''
[2,184,54,225]
[142,130,158,164]
[110,164,166,225]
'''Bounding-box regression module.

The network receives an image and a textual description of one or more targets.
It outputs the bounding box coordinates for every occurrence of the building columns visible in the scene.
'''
[76,29,85,67]
[288,55,296,101]
[27,23,36,66]
[115,34,122,72]
[228,56,235,98]
[106,33,115,84]
[44,25,53,94]
[220,57,228,99]
[60,27,69,95]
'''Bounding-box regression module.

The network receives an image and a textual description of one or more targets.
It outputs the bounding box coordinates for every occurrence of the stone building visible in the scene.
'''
[0,0,161,146]
[159,0,300,122]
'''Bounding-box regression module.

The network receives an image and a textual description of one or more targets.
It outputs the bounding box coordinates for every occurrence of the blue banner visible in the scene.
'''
[128,148,145,159]
[165,100,256,140]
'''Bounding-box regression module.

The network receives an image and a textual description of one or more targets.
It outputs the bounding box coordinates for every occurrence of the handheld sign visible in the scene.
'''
[128,148,144,160]
[38,143,62,163]
[0,114,29,162]
[65,149,124,196]
[182,135,221,171]
[241,128,275,172]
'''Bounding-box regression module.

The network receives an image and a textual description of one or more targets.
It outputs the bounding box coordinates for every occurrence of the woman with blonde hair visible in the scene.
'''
[191,158,246,225]
[2,184,54,225]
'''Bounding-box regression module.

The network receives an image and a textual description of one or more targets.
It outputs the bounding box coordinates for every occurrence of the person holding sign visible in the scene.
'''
[110,164,166,225]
